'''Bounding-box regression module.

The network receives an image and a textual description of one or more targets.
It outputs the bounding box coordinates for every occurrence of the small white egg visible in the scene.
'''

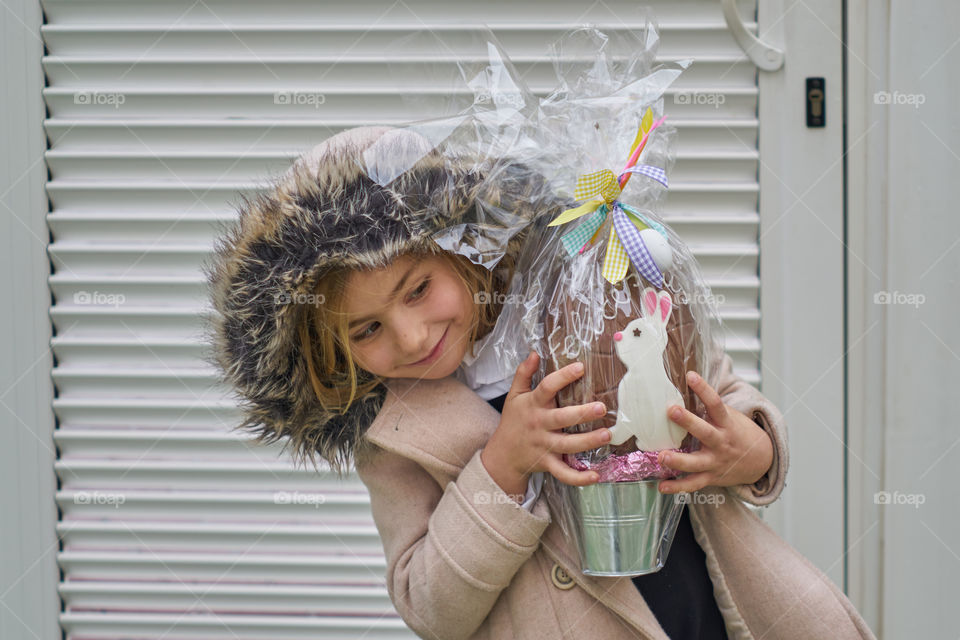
[639,228,673,271]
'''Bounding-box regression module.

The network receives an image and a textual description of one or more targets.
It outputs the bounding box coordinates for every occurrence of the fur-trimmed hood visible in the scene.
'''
[203,126,568,474]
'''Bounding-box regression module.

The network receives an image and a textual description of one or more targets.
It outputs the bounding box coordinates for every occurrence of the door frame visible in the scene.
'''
[756,0,848,589]
[1,0,60,638]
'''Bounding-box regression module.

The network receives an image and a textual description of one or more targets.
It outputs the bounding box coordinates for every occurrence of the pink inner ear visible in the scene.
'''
[643,289,658,316]
[659,295,671,322]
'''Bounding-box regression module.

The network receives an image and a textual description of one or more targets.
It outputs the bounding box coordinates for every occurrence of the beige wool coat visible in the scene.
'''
[355,352,877,640]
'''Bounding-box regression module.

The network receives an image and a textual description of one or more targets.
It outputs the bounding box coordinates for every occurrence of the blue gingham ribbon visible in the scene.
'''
[610,204,664,288]
[620,163,668,188]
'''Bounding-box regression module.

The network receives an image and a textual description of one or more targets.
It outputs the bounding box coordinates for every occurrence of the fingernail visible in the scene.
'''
[671,407,683,419]
[595,403,605,416]
[600,428,610,442]
[574,362,584,373]
[687,371,698,383]
[662,454,671,465]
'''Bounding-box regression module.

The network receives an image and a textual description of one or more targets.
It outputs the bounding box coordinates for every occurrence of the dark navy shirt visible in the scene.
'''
[632,507,729,639]
[485,391,728,639]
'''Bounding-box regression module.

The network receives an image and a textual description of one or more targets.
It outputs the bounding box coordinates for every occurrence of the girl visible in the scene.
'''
[206,126,876,639]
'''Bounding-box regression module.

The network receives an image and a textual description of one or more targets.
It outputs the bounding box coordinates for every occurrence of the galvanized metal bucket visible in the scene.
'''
[573,479,683,577]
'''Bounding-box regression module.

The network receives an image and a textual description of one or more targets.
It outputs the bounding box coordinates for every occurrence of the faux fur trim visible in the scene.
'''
[203,126,569,473]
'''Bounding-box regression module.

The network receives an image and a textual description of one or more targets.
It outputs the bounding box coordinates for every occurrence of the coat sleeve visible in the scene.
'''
[355,444,552,640]
[713,349,789,507]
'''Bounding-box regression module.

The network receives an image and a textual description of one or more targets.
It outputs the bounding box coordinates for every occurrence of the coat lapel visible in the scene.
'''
[688,490,865,640]
[364,375,498,483]
[688,492,755,639]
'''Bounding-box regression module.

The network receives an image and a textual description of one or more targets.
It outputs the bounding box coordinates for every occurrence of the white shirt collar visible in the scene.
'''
[455,327,519,399]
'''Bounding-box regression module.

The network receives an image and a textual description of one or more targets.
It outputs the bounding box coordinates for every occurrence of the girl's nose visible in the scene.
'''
[394,321,431,362]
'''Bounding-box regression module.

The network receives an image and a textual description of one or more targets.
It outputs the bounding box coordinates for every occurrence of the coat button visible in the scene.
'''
[550,563,576,590]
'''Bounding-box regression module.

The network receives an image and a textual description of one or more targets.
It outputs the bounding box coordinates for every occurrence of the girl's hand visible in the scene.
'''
[656,370,774,494]
[481,351,610,497]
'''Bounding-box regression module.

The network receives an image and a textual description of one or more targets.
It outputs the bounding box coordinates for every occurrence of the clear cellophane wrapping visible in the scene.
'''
[351,17,728,571]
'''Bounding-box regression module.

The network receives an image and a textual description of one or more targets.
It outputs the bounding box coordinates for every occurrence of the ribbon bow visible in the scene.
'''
[548,108,670,286]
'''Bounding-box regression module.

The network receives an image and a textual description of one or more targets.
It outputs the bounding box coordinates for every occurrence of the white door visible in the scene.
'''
[756,0,848,588]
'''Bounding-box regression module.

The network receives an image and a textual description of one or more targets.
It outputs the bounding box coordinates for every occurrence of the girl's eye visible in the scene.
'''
[410,277,430,299]
[350,278,430,342]
[352,321,379,342]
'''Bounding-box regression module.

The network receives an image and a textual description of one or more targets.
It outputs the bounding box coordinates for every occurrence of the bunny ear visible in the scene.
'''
[642,288,659,317]
[658,290,673,324]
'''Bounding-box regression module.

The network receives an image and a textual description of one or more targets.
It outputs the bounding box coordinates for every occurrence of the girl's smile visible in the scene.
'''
[409,325,448,366]
[344,254,475,380]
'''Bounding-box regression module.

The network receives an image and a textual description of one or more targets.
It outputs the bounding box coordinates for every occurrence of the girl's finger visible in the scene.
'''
[658,450,714,474]
[549,401,607,431]
[547,428,611,455]
[533,362,585,406]
[658,472,710,495]
[686,371,729,426]
[509,350,539,395]
[544,454,599,487]
[667,405,723,449]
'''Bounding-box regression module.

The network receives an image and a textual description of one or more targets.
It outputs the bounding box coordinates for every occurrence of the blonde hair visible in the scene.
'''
[298,246,513,415]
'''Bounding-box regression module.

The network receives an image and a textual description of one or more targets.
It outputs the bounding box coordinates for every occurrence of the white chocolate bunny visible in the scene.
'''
[606,287,687,451]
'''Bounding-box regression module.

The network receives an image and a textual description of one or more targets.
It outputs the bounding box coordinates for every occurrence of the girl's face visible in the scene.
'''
[343,254,476,380]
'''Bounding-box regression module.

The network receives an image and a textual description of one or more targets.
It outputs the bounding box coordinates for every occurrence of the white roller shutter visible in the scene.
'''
[44,1,764,637]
